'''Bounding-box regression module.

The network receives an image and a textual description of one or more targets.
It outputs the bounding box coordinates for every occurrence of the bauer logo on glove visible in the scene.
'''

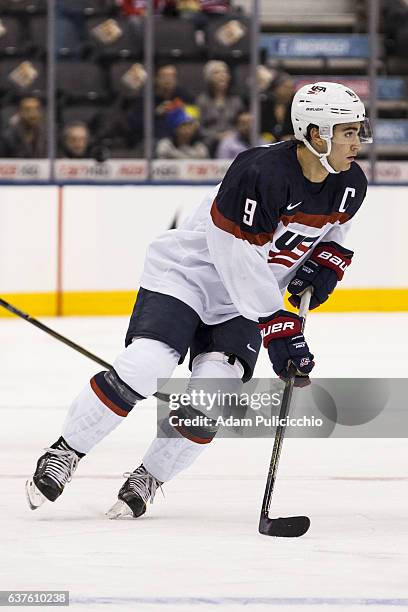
[259,319,297,339]
[258,310,315,387]
[315,249,350,274]
[288,241,354,310]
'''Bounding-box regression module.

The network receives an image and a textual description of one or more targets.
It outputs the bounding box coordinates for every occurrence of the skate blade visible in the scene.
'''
[25,479,47,510]
[106,499,133,520]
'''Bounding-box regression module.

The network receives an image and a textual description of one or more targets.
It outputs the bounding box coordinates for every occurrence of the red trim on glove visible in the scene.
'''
[257,315,302,348]
[310,244,353,281]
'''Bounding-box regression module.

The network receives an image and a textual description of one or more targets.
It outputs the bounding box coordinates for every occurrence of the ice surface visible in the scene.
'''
[0,313,407,612]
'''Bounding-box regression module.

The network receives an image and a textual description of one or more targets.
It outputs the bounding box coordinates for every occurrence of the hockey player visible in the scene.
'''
[26,82,372,518]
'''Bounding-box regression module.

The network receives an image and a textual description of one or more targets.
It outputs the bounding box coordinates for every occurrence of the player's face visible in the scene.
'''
[328,123,363,171]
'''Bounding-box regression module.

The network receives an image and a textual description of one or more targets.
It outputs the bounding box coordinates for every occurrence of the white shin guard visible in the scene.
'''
[143,351,244,482]
[143,422,207,483]
[62,383,123,455]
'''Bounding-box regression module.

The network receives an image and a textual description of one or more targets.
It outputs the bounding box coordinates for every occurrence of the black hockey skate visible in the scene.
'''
[25,438,81,510]
[106,464,163,519]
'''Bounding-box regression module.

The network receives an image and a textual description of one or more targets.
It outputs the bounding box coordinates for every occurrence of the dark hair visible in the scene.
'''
[156,62,177,74]
[306,123,319,142]
[233,109,251,125]
[297,123,318,146]
[62,121,89,138]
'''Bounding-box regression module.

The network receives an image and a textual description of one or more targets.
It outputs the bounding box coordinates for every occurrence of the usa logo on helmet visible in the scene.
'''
[307,85,327,94]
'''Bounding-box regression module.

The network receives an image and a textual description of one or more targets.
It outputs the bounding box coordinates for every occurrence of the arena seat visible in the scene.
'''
[108,61,146,100]
[28,15,85,58]
[386,57,408,77]
[175,61,207,98]
[0,16,26,57]
[205,16,250,60]
[0,103,18,129]
[232,62,251,90]
[154,18,202,60]
[87,16,142,60]
[0,0,46,15]
[60,0,116,18]
[0,58,45,101]
[60,103,105,128]
[57,61,108,102]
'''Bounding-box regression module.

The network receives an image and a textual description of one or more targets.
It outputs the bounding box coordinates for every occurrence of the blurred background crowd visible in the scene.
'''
[0,0,407,162]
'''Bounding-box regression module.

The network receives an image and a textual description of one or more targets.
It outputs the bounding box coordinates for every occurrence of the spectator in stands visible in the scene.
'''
[56,0,88,49]
[117,0,178,41]
[119,0,231,17]
[196,60,245,156]
[1,96,46,158]
[260,70,295,142]
[199,0,231,15]
[128,63,195,145]
[156,106,209,159]
[241,64,272,140]
[173,0,232,35]
[118,0,231,17]
[215,111,266,159]
[178,0,231,14]
[117,0,176,17]
[176,0,231,19]
[59,122,92,158]
[154,63,195,131]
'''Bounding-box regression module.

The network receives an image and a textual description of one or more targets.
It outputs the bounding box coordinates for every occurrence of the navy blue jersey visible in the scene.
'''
[212,140,367,248]
[141,141,368,324]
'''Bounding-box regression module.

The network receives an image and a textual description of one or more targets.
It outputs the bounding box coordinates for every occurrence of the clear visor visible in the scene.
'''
[326,118,373,145]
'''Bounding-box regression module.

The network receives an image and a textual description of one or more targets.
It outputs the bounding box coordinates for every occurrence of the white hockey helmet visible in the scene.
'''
[291,82,373,173]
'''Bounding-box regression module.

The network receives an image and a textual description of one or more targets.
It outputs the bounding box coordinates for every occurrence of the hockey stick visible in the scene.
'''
[0,297,169,402]
[258,287,313,538]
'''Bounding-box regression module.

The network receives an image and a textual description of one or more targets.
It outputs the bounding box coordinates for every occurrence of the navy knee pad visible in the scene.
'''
[169,403,219,444]
[90,369,145,417]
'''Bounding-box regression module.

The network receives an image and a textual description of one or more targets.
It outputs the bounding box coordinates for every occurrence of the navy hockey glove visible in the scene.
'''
[288,241,353,310]
[258,310,314,387]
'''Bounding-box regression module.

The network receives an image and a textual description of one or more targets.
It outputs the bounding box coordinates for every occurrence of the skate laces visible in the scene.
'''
[123,466,163,505]
[42,447,79,487]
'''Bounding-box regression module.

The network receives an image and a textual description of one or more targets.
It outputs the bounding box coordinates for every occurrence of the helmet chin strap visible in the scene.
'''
[302,138,340,174]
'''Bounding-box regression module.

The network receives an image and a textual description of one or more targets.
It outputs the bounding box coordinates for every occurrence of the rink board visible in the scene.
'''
[0,184,407,315]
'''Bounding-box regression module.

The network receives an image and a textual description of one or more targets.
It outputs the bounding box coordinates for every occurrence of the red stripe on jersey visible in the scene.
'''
[90,377,128,417]
[280,211,350,229]
[275,245,310,259]
[210,200,274,246]
[268,243,310,266]
[269,257,294,268]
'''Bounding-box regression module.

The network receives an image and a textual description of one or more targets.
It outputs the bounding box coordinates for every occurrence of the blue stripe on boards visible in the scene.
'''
[70,596,408,607]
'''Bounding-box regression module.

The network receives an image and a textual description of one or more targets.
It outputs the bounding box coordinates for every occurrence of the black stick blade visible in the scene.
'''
[258,514,310,538]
